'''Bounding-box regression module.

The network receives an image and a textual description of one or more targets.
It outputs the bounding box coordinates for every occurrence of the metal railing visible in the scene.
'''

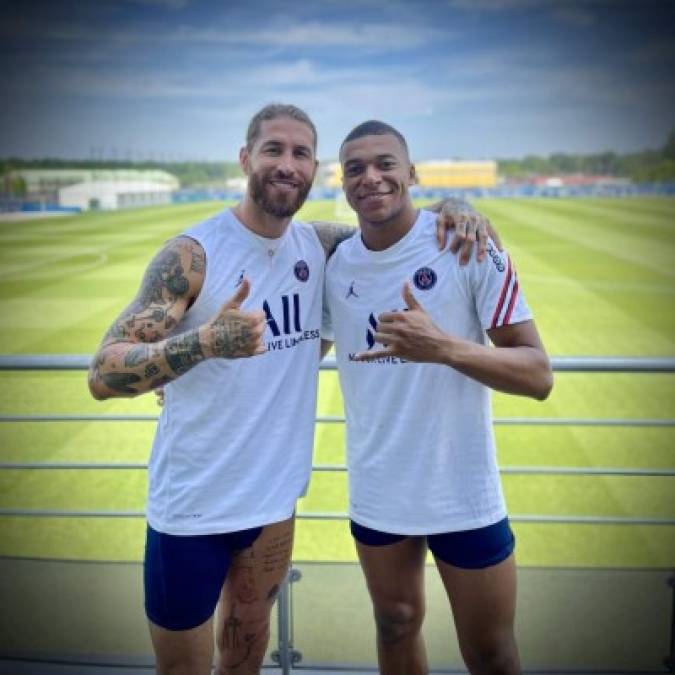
[1,354,674,526]
[1,354,674,673]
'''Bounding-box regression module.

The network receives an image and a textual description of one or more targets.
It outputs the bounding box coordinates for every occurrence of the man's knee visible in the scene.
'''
[156,652,210,675]
[149,619,214,675]
[461,632,520,675]
[373,599,425,645]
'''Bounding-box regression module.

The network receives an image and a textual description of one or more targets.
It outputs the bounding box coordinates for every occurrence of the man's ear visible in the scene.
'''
[409,163,418,185]
[239,146,250,175]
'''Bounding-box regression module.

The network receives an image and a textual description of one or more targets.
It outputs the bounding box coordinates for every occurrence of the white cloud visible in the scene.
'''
[0,14,452,52]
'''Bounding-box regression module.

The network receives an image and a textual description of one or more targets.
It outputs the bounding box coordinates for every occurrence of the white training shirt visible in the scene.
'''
[147,208,324,535]
[323,208,532,535]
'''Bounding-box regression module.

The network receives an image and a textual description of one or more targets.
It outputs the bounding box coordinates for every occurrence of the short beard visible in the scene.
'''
[249,173,311,218]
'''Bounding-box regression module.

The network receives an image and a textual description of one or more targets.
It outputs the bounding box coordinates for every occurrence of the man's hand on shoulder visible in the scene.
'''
[430,198,503,264]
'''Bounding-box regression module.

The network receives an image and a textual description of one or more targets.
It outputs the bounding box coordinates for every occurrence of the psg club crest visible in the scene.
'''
[294,260,310,282]
[412,266,437,290]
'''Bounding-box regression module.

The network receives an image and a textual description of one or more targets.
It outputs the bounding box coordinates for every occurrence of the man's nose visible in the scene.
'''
[275,151,297,176]
[362,164,381,184]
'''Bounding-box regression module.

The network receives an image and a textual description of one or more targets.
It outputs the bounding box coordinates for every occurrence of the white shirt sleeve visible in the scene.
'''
[469,240,532,330]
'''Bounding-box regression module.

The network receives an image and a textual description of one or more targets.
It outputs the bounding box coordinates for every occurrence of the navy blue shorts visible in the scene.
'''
[350,517,515,569]
[144,523,262,631]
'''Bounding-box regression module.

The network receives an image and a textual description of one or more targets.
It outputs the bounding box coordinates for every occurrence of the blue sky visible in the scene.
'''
[1,0,674,162]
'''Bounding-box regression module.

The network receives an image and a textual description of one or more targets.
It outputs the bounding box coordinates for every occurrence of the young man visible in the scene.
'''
[322,121,553,674]
[88,104,495,675]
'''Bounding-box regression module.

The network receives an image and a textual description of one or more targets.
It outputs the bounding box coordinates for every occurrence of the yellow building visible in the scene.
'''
[320,160,497,189]
[415,160,497,188]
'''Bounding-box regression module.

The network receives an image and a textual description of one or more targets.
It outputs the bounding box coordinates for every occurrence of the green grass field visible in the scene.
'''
[0,198,673,567]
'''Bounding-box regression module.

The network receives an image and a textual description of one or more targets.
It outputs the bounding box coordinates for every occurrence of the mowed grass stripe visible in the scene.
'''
[478,200,675,353]
[479,230,673,355]
[479,198,675,279]
[544,197,675,237]
[582,196,675,221]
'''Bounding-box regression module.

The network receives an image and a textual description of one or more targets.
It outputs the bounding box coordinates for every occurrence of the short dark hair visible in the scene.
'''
[340,120,409,158]
[246,103,317,151]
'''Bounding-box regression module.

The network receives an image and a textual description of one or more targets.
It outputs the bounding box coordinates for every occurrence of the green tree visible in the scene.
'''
[662,128,675,161]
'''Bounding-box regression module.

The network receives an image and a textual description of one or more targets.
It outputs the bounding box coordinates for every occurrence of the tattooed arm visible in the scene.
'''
[310,221,357,260]
[88,236,266,400]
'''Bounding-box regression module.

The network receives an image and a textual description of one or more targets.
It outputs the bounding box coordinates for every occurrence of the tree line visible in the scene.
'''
[1,128,674,191]
[498,128,675,182]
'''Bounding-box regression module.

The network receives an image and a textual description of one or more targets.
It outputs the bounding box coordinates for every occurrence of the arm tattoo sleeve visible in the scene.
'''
[310,221,357,259]
[90,237,206,397]
[210,315,251,358]
[103,238,194,345]
[164,329,205,375]
[101,372,142,395]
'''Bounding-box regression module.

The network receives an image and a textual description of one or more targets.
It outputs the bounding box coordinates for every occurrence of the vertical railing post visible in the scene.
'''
[271,567,302,673]
[665,572,675,672]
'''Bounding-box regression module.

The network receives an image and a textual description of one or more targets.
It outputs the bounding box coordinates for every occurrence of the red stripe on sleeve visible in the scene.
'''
[503,278,519,325]
[490,256,512,328]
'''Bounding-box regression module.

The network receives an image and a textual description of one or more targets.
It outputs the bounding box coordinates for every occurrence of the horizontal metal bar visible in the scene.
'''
[0,414,159,422]
[510,515,675,525]
[2,463,673,477]
[313,465,675,477]
[0,463,148,470]
[549,356,675,373]
[1,414,673,427]
[0,355,91,370]
[0,509,146,518]
[313,464,347,472]
[493,418,675,427]
[499,466,675,477]
[297,513,675,526]
[1,354,675,372]
[0,509,672,525]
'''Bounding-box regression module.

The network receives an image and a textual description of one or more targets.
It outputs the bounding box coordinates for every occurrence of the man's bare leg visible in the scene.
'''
[355,536,428,675]
[214,516,295,674]
[436,553,520,675]
[149,616,215,675]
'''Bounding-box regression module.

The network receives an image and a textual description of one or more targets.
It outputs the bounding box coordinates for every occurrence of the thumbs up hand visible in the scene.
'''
[353,282,452,364]
[202,278,267,359]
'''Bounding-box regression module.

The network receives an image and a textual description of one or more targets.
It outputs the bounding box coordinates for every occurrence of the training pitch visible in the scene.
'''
[0,197,673,567]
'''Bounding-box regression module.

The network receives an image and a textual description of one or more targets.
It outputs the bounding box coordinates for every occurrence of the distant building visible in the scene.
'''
[523,174,631,187]
[225,176,248,192]
[318,160,497,189]
[10,168,179,202]
[58,180,174,211]
[416,160,497,189]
